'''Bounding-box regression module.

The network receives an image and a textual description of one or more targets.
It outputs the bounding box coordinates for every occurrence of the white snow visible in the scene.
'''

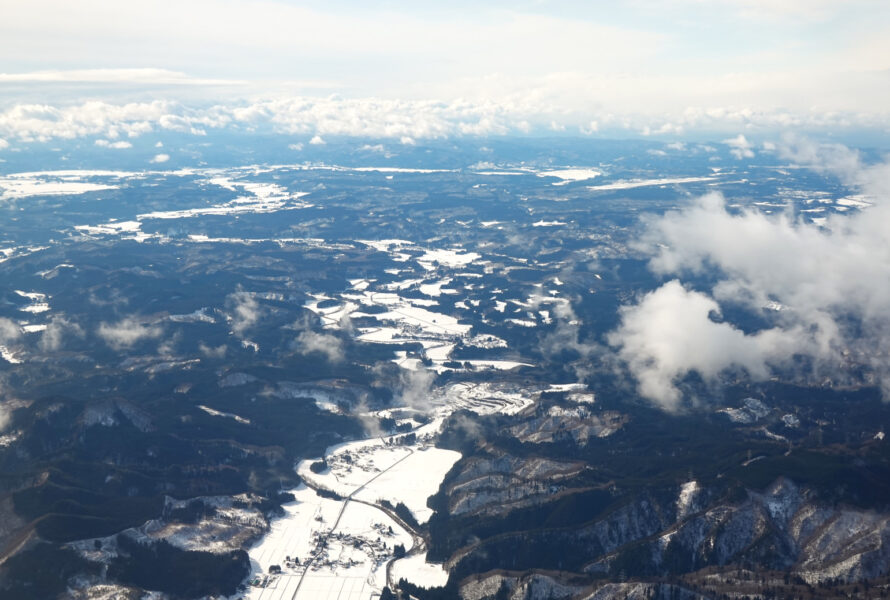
[14,290,46,301]
[506,318,537,327]
[836,195,872,208]
[245,485,413,600]
[419,278,457,297]
[677,481,698,519]
[546,383,587,393]
[0,345,22,364]
[138,178,309,219]
[416,249,480,270]
[537,168,601,184]
[354,447,461,524]
[0,176,117,199]
[587,176,714,191]
[391,552,449,589]
[449,360,531,372]
[357,239,414,253]
[351,167,451,174]
[197,404,251,425]
[18,303,50,314]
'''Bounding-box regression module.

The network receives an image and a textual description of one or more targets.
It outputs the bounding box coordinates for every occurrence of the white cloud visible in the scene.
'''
[723,134,755,159]
[309,135,325,145]
[608,281,801,410]
[225,289,261,336]
[97,317,163,350]
[0,318,21,344]
[39,316,84,352]
[0,68,243,86]
[293,329,344,363]
[149,153,170,163]
[95,139,132,149]
[199,342,227,359]
[0,97,887,146]
[611,143,890,407]
[0,138,8,150]
[397,368,436,413]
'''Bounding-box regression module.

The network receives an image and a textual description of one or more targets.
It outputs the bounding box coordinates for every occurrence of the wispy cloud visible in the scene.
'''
[39,316,84,352]
[293,329,344,363]
[97,317,163,350]
[225,289,261,337]
[0,68,244,86]
[0,318,21,345]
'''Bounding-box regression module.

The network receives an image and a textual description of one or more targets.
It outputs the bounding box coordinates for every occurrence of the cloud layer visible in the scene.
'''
[0,96,887,147]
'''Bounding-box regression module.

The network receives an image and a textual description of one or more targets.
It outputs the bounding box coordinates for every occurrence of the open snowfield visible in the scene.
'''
[354,447,461,524]
[298,441,415,499]
[0,175,118,199]
[391,552,450,589]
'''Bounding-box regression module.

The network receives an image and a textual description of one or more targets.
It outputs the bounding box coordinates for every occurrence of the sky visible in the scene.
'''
[1,0,889,142]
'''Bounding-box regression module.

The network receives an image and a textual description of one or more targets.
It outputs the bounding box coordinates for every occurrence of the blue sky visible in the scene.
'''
[1,0,889,142]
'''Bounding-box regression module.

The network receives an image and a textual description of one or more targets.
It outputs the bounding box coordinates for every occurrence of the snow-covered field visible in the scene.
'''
[352,447,461,524]
[245,380,538,598]
[537,168,602,185]
[245,486,412,600]
[391,552,449,589]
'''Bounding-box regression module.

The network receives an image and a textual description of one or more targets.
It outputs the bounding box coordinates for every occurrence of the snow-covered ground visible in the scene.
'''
[587,176,715,191]
[537,168,602,185]
[352,447,461,524]
[245,486,413,600]
[391,552,449,589]
[0,174,119,199]
[245,380,537,598]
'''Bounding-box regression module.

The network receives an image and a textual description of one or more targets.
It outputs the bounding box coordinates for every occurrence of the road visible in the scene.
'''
[290,447,424,599]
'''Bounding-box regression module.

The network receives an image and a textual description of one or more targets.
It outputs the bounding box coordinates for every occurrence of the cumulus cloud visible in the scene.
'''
[608,281,802,410]
[97,317,163,350]
[0,138,8,150]
[150,153,170,163]
[95,139,132,149]
[1,96,886,148]
[293,329,344,363]
[723,134,755,159]
[610,142,890,408]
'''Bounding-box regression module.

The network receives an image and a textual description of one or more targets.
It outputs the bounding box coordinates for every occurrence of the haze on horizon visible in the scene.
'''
[1,0,890,143]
